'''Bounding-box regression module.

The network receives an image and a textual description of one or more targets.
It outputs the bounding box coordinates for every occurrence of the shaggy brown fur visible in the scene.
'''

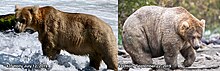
[14,5,118,71]
[122,6,205,69]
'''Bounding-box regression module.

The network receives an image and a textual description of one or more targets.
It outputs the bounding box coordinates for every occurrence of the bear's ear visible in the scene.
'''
[29,5,39,14]
[181,21,189,29]
[15,5,21,11]
[200,19,205,27]
[200,19,206,32]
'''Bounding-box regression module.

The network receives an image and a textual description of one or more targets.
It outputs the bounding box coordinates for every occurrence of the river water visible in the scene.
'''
[0,0,118,38]
[0,0,118,71]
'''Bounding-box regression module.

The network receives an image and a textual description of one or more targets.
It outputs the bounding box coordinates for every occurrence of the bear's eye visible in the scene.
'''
[21,19,26,23]
[192,36,195,39]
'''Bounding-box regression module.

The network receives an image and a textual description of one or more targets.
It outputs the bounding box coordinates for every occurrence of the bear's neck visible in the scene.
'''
[35,8,59,34]
[33,9,45,33]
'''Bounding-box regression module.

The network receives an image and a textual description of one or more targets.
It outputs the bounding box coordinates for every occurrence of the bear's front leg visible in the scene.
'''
[163,42,179,70]
[42,43,61,60]
[39,33,61,60]
[164,51,178,69]
[180,47,196,67]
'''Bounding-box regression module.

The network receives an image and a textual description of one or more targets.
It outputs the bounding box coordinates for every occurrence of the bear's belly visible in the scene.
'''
[150,46,164,58]
[151,51,164,58]
[56,34,94,55]
[63,43,94,55]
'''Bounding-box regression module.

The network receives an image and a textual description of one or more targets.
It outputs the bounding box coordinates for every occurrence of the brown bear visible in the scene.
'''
[14,5,118,71]
[122,6,205,69]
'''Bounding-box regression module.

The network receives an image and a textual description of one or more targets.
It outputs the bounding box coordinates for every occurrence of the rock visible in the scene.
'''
[121,67,130,71]
[200,42,207,49]
[201,38,209,45]
[205,56,212,60]
[82,66,96,71]
[118,50,126,55]
[209,34,220,39]
[158,56,164,60]
[211,45,220,48]
[216,52,220,56]
[209,34,220,45]
[24,29,36,34]
[195,57,203,62]
[201,54,212,60]
[196,46,210,53]
[57,55,72,67]
[122,55,130,58]
[2,29,14,34]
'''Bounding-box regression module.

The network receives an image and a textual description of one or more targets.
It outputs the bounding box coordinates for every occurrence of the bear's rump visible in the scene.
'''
[123,25,164,58]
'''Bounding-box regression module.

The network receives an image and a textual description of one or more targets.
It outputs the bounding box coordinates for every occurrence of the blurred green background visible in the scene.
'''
[0,14,15,31]
[118,0,220,45]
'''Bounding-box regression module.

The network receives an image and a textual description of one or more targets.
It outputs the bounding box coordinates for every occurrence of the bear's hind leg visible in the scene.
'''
[180,47,196,67]
[123,32,153,65]
[130,53,153,64]
[101,47,118,71]
[123,40,153,70]
[89,53,102,70]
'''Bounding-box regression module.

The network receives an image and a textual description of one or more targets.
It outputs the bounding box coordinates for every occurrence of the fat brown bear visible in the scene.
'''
[14,5,118,70]
[122,6,205,69]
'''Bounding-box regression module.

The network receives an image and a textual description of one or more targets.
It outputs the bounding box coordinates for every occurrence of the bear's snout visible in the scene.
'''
[192,38,201,50]
[14,21,24,33]
[193,45,200,50]
[14,27,21,33]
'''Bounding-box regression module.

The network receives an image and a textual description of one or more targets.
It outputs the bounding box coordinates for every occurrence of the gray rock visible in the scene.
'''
[118,50,126,55]
[195,57,203,62]
[201,54,212,60]
[201,38,209,45]
[205,56,212,60]
[216,52,220,56]
[209,34,220,45]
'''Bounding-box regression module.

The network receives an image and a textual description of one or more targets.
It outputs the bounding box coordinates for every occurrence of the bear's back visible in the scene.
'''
[124,6,192,32]
[123,6,165,29]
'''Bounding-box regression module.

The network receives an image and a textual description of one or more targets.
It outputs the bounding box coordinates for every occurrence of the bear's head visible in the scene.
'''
[14,5,39,33]
[179,19,205,50]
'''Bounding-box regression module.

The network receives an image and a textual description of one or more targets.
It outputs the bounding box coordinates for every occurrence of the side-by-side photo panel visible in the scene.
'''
[0,0,118,71]
[119,0,220,71]
[1,0,220,71]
